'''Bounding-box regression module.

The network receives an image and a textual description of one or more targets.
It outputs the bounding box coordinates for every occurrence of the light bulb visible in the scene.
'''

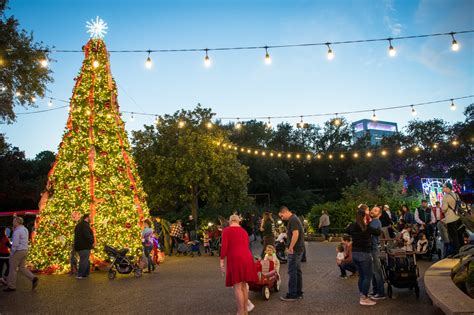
[155,116,160,125]
[326,43,334,60]
[451,33,460,51]
[388,39,396,57]
[372,110,377,121]
[266,118,272,129]
[178,120,185,128]
[264,47,272,65]
[204,49,211,67]
[145,55,153,69]
[366,152,372,157]
[450,99,456,111]
[353,153,359,158]
[235,120,242,130]
[381,150,387,156]
[333,115,341,126]
[93,60,99,68]
[340,154,344,159]
[107,113,112,119]
[15,91,21,97]
[31,96,36,102]
[297,117,304,128]
[130,113,135,122]
[206,121,213,129]
[39,59,48,68]
[411,105,417,116]
[306,154,311,160]
[48,99,53,107]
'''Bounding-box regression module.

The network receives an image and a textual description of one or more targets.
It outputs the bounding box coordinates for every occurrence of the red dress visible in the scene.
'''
[220,226,258,287]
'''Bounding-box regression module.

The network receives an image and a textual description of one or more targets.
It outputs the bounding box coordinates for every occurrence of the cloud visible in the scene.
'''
[383,0,403,36]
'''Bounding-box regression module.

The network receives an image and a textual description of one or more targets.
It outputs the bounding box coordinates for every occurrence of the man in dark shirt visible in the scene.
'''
[278,206,304,302]
[74,214,94,279]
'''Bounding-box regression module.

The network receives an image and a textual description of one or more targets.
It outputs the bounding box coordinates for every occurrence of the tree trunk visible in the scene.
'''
[191,185,199,230]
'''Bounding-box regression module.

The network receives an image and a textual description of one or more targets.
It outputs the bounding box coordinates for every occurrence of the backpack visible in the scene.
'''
[448,192,468,216]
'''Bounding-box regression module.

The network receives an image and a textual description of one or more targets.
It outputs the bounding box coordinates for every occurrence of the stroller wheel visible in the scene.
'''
[134,268,142,278]
[414,284,420,299]
[108,270,116,280]
[387,285,393,298]
[262,285,271,300]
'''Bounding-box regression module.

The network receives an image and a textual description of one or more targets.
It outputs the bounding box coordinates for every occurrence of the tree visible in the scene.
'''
[0,0,54,123]
[28,38,149,273]
[132,106,250,226]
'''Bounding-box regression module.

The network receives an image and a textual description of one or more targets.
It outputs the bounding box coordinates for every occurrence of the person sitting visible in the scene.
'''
[276,226,287,244]
[337,234,357,279]
[263,244,280,275]
[416,233,428,253]
[400,224,414,252]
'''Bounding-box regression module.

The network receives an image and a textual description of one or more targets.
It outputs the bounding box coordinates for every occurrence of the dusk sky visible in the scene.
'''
[1,0,473,158]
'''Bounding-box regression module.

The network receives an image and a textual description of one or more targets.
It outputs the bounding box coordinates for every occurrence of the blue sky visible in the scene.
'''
[1,0,473,158]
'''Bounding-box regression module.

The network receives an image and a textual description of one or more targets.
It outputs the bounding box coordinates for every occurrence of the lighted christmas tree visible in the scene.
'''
[29,17,148,273]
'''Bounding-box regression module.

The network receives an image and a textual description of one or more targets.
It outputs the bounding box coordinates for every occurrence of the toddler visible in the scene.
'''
[263,245,280,275]
[203,231,211,255]
[336,243,345,264]
[416,233,428,253]
[400,224,414,252]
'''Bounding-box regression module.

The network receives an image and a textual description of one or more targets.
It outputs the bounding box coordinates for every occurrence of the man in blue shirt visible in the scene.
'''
[368,206,385,300]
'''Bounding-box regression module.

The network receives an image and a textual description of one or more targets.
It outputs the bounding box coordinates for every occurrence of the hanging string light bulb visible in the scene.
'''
[155,115,160,125]
[178,120,186,128]
[450,32,460,51]
[130,113,135,122]
[266,117,272,129]
[264,46,272,65]
[15,91,21,97]
[333,114,341,126]
[48,98,53,107]
[372,110,377,121]
[31,96,36,102]
[411,105,417,116]
[145,50,153,69]
[450,99,456,111]
[388,39,396,57]
[235,119,242,130]
[39,58,48,68]
[93,60,99,68]
[326,43,334,60]
[206,121,213,129]
[297,116,304,128]
[204,49,211,67]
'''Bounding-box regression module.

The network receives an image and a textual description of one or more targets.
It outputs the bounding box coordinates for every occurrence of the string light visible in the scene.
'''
[414,147,420,152]
[366,152,372,157]
[450,32,460,51]
[39,58,48,68]
[306,154,311,160]
[93,60,99,68]
[372,110,377,121]
[204,49,211,67]
[381,150,387,156]
[31,96,36,102]
[328,154,333,159]
[452,140,459,146]
[411,105,417,116]
[130,113,135,121]
[316,154,322,160]
[86,109,91,116]
[155,116,160,125]
[206,121,213,129]
[333,114,341,126]
[287,153,292,159]
[326,43,334,60]
[235,119,242,130]
[270,152,274,157]
[297,116,305,129]
[48,98,53,107]
[450,99,456,111]
[15,91,21,97]
[340,153,345,159]
[296,154,301,159]
[264,46,272,65]
[262,151,266,156]
[277,153,282,158]
[397,148,403,154]
[433,143,438,149]
[353,152,359,158]
[266,118,272,129]
[145,51,153,69]
[178,120,185,128]
[247,149,251,153]
[107,113,112,119]
[388,39,396,57]
[0,85,6,93]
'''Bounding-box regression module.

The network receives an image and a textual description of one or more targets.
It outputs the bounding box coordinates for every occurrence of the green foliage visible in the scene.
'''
[132,105,250,223]
[0,1,54,123]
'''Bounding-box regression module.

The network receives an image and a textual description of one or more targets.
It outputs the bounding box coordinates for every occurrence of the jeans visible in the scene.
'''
[339,262,356,276]
[371,249,384,295]
[321,226,329,240]
[287,250,303,298]
[78,249,91,277]
[143,245,153,271]
[70,248,78,273]
[0,254,9,278]
[352,251,373,296]
[447,219,464,255]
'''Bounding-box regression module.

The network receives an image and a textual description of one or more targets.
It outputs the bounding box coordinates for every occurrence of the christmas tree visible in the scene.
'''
[29,20,148,273]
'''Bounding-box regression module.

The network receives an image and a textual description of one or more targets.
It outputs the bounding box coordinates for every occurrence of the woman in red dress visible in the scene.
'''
[220,214,258,315]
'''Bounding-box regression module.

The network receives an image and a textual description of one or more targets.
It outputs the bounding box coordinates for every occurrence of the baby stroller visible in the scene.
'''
[104,245,142,280]
[188,240,201,257]
[275,241,287,264]
[248,259,280,300]
[381,244,420,298]
[176,240,191,256]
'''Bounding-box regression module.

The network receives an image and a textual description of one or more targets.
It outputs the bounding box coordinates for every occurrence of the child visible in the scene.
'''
[336,243,345,264]
[416,233,428,253]
[263,244,280,275]
[400,224,414,252]
[276,226,287,244]
[203,230,211,255]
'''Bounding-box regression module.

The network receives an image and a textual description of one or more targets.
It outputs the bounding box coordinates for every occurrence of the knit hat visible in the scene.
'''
[444,182,453,190]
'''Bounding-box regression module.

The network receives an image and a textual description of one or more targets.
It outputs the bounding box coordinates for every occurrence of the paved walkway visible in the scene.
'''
[0,241,443,314]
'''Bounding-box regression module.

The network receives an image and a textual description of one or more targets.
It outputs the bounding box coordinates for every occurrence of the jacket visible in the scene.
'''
[74,220,94,251]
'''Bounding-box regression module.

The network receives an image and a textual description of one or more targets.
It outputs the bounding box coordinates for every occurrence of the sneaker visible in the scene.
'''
[247,300,255,312]
[76,276,84,280]
[340,275,348,279]
[360,297,376,306]
[280,295,298,302]
[369,294,386,300]
[3,287,16,292]
[297,294,304,299]
[32,277,39,290]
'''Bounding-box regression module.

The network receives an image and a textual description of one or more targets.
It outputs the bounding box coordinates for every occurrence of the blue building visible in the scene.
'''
[352,119,398,145]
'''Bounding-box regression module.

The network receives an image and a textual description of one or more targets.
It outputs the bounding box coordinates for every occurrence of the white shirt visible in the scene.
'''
[434,207,442,221]
[11,225,29,255]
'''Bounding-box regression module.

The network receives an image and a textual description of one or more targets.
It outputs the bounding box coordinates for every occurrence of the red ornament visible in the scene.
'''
[125,222,131,229]
[72,211,81,221]
[100,151,108,157]
[99,129,106,135]
[76,186,82,192]
[64,184,69,190]
[111,190,116,195]
[80,146,86,152]
[47,252,52,257]
[118,166,125,172]
[130,185,135,190]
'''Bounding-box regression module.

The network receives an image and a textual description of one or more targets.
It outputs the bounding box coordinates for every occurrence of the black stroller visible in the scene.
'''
[275,241,287,264]
[104,245,142,280]
[380,246,420,298]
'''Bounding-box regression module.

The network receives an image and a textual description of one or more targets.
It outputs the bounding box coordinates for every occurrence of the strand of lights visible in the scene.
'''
[264,46,272,65]
[216,140,466,162]
[326,43,334,60]
[204,49,211,67]
[145,50,153,69]
[388,38,396,57]
[13,95,473,120]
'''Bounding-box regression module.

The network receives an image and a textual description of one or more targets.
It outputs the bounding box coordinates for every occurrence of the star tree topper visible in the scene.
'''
[86,16,108,39]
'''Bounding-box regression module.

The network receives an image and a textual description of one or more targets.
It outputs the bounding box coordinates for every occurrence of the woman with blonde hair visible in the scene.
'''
[220,214,258,314]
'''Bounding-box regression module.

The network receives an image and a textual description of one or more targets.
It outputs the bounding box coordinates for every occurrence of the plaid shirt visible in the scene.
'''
[170,223,184,238]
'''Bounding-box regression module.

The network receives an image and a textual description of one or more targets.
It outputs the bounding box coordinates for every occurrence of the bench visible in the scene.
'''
[424,258,474,315]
